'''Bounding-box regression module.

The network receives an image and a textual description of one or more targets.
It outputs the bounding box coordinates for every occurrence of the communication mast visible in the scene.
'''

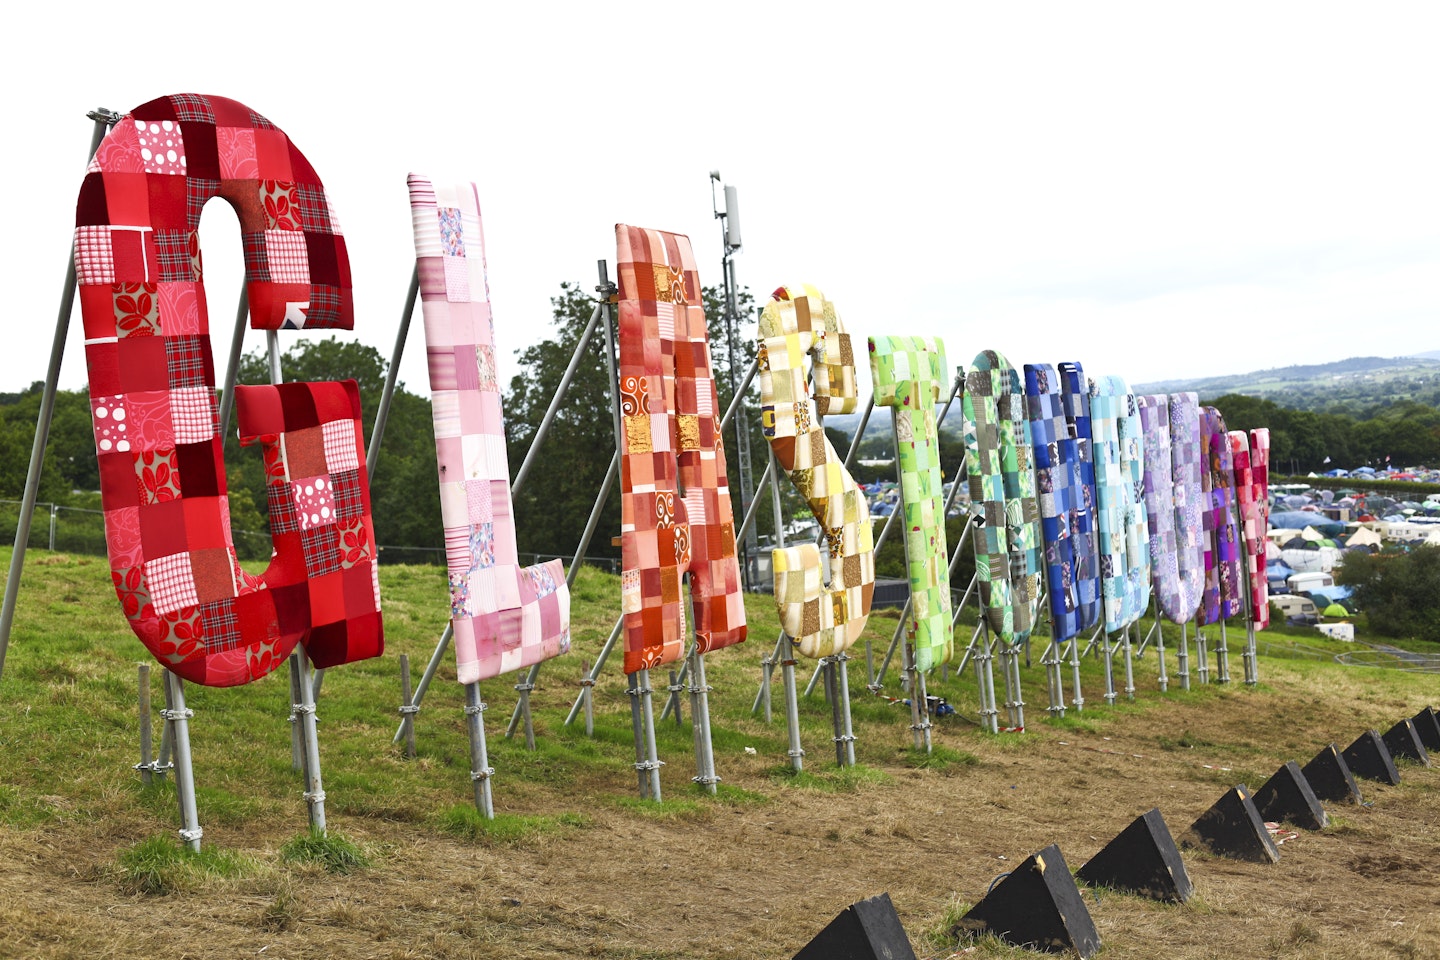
[710,172,758,588]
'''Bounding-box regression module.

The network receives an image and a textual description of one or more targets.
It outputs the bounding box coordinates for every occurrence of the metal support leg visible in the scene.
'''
[565,615,623,726]
[391,623,452,744]
[689,651,718,792]
[1102,630,1118,706]
[1069,634,1086,712]
[637,668,663,800]
[398,654,418,759]
[836,652,857,766]
[626,672,649,798]
[1043,623,1067,718]
[290,651,326,834]
[781,634,805,772]
[1196,627,1210,685]
[136,664,155,786]
[1006,640,1027,729]
[1122,623,1136,701]
[162,671,202,852]
[1178,622,1191,691]
[464,682,494,818]
[1155,618,1169,692]
[1216,621,1231,683]
[0,109,113,681]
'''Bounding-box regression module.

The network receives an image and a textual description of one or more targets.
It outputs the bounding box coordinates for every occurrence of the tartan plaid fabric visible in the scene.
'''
[197,598,243,654]
[869,335,953,672]
[76,93,364,687]
[164,336,210,388]
[409,176,571,683]
[1089,375,1150,632]
[186,178,219,230]
[758,285,873,659]
[963,350,1041,643]
[154,230,198,283]
[241,232,272,282]
[169,93,216,124]
[615,224,747,673]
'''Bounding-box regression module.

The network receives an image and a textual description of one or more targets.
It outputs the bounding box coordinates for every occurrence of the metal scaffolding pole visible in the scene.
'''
[0,109,114,681]
[162,671,202,852]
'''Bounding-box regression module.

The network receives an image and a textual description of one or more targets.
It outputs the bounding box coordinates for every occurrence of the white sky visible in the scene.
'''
[6,2,1437,398]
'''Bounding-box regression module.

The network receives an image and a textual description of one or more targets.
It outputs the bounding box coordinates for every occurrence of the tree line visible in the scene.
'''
[4,283,1432,575]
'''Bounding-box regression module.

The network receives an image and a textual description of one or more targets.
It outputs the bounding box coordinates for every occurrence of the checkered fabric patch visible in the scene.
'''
[74,226,116,284]
[1089,375,1150,633]
[964,350,1042,644]
[170,387,215,444]
[322,418,360,473]
[409,176,571,683]
[78,93,361,687]
[263,230,309,283]
[870,335,953,673]
[145,553,198,614]
[615,223,746,674]
[757,285,873,659]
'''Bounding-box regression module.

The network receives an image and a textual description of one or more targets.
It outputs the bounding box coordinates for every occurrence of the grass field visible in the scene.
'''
[1,548,1438,959]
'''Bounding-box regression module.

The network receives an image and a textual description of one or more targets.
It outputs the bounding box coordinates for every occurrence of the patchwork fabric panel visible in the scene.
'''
[1166,393,1208,624]
[1024,363,1099,641]
[1089,376,1150,632]
[615,225,746,673]
[235,381,383,670]
[408,176,571,683]
[962,350,1041,643]
[758,285,873,658]
[1139,396,1197,624]
[1229,430,1267,631]
[1057,363,1102,633]
[1247,429,1271,629]
[869,336,952,672]
[75,93,366,687]
[1197,406,1244,625]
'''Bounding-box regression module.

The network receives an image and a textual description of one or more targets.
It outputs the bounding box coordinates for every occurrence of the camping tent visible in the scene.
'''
[1346,527,1384,549]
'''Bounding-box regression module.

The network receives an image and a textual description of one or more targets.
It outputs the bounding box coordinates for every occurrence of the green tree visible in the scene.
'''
[1337,546,1440,643]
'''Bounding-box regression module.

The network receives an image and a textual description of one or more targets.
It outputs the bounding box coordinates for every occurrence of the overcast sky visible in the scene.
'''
[6,3,1436,401]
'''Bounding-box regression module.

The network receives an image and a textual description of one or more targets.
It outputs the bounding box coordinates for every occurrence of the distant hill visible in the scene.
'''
[1133,355,1440,399]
